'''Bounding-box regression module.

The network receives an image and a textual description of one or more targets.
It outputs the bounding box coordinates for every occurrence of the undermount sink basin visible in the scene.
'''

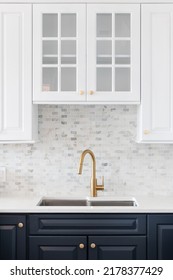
[39,199,88,206]
[38,197,138,207]
[89,200,137,207]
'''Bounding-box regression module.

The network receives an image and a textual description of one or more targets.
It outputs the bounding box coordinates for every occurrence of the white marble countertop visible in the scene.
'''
[0,194,173,213]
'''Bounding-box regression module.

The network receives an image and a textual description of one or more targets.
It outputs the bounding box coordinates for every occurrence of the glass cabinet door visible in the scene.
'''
[33,4,86,103]
[87,4,140,103]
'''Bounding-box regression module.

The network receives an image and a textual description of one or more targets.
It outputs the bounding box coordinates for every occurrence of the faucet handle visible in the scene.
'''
[96,176,104,191]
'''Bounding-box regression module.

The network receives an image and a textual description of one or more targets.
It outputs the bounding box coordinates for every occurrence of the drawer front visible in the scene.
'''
[29,214,146,235]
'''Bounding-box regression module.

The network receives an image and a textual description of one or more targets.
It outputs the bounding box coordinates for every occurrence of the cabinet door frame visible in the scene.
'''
[0,215,26,260]
[0,4,33,141]
[88,236,146,260]
[29,236,87,260]
[33,4,86,103]
[138,4,173,143]
[87,4,140,103]
[148,214,173,260]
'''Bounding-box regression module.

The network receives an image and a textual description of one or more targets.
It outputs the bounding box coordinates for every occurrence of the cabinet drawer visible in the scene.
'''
[29,214,146,235]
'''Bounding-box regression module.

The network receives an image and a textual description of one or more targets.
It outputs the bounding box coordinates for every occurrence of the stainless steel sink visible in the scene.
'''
[89,200,137,207]
[38,198,88,206]
[38,198,138,207]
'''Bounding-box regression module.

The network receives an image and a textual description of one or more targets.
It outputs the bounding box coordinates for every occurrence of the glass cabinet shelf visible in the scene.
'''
[61,55,76,57]
[114,65,131,67]
[97,55,112,57]
[97,55,130,58]
[115,55,130,57]
[42,64,76,67]
[42,37,58,41]
[43,55,58,57]
[42,64,58,67]
[96,65,130,67]
[60,37,77,40]
[42,55,76,58]
[96,37,130,40]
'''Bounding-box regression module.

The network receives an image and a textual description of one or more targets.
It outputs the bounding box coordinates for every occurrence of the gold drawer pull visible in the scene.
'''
[18,222,24,228]
[90,243,96,249]
[89,90,94,95]
[79,243,85,249]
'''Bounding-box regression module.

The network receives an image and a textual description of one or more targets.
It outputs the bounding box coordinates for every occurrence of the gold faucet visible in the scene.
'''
[78,149,104,197]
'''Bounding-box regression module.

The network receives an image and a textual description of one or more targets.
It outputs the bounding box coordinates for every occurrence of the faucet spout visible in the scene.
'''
[78,149,96,175]
[78,149,104,197]
[78,163,83,175]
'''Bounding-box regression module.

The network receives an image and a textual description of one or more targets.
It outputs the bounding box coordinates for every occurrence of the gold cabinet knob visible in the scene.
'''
[79,243,85,249]
[144,130,150,135]
[18,222,24,228]
[79,90,84,95]
[89,90,94,95]
[90,243,96,249]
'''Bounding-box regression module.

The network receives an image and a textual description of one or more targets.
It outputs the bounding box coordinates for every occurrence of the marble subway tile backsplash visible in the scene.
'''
[0,105,173,197]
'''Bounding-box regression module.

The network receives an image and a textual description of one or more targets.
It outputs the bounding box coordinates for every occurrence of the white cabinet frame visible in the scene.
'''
[33,4,86,103]
[33,3,140,104]
[87,4,140,103]
[0,4,37,142]
[138,4,173,143]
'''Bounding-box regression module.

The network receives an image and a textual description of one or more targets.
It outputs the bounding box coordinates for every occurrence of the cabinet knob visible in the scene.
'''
[90,243,96,249]
[144,130,150,135]
[79,243,85,249]
[88,90,94,95]
[18,222,24,228]
[79,90,84,95]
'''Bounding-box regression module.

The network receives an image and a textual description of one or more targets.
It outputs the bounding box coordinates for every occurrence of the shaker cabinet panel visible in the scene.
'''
[29,214,146,235]
[138,4,173,143]
[29,214,146,260]
[33,4,86,103]
[29,236,87,260]
[148,215,173,260]
[88,236,146,260]
[0,215,26,260]
[87,4,140,103]
[0,4,37,142]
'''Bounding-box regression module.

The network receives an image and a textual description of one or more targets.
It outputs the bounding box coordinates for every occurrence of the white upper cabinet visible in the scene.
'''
[138,4,173,143]
[87,4,140,103]
[0,4,37,142]
[33,4,140,104]
[33,4,86,103]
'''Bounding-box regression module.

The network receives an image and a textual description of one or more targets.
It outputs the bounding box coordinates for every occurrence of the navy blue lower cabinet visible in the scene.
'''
[29,236,87,260]
[29,235,146,260]
[148,214,173,259]
[88,236,146,260]
[0,215,26,260]
[28,214,147,260]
